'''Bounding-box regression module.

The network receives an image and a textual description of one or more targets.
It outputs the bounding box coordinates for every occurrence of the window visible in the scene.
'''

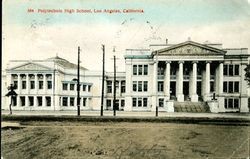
[46,96,51,106]
[121,81,126,93]
[223,81,240,93]
[143,81,148,92]
[138,98,142,107]
[88,85,91,92]
[13,81,18,89]
[138,81,142,92]
[223,82,227,93]
[158,67,164,75]
[70,84,75,90]
[70,97,74,106]
[224,98,240,109]
[158,82,164,92]
[223,65,228,75]
[29,96,34,106]
[107,81,112,93]
[63,97,68,106]
[20,96,25,106]
[37,96,42,106]
[30,81,35,89]
[132,98,137,107]
[138,65,143,75]
[47,81,52,89]
[144,65,148,75]
[39,81,43,89]
[83,85,86,91]
[106,99,111,108]
[13,96,17,106]
[229,65,234,76]
[121,100,125,107]
[133,81,137,91]
[234,65,239,75]
[159,98,164,107]
[210,82,214,92]
[22,81,26,89]
[133,65,137,75]
[229,82,233,93]
[62,83,68,90]
[83,98,87,106]
[143,98,147,107]
[234,82,239,92]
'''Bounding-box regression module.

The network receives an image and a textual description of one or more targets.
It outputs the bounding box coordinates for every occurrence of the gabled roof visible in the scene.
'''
[8,62,52,71]
[153,41,226,56]
[47,56,88,70]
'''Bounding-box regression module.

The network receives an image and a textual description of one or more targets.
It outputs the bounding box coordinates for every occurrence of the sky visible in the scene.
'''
[2,0,250,72]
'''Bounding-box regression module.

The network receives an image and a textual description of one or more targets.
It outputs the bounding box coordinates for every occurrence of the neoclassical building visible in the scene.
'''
[2,40,250,113]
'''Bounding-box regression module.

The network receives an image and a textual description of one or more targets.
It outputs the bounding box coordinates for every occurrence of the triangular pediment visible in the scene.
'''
[154,41,226,56]
[10,63,52,71]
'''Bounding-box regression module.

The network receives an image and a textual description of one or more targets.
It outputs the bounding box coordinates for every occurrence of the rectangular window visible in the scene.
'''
[106,99,111,108]
[132,98,137,107]
[83,85,86,91]
[138,65,142,75]
[143,98,147,107]
[37,96,42,106]
[70,97,74,106]
[228,98,234,108]
[82,98,87,106]
[20,96,25,106]
[13,96,17,106]
[121,81,126,93]
[121,100,125,107]
[143,81,148,92]
[30,81,35,89]
[234,65,239,75]
[29,96,34,106]
[223,82,227,93]
[234,82,239,93]
[47,81,52,89]
[88,85,91,92]
[223,65,228,75]
[138,98,142,107]
[229,65,234,76]
[63,97,68,106]
[70,84,75,90]
[159,98,164,107]
[46,96,51,106]
[224,98,228,109]
[39,81,43,89]
[228,82,234,93]
[14,81,18,89]
[133,65,137,75]
[107,81,112,93]
[158,81,164,92]
[234,99,239,108]
[138,81,142,92]
[210,81,214,92]
[62,83,68,90]
[22,81,26,89]
[133,81,137,92]
[144,65,148,75]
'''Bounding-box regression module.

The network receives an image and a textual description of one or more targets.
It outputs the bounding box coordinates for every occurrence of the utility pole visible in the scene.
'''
[156,51,158,117]
[100,45,105,116]
[113,55,117,116]
[77,46,80,116]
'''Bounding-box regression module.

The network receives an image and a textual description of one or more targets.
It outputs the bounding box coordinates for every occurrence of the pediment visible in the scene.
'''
[11,63,52,71]
[155,41,226,56]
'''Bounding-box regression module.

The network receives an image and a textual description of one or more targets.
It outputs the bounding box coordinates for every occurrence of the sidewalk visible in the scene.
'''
[1,110,250,119]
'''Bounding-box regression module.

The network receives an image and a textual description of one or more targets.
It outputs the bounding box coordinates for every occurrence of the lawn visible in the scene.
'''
[1,121,250,159]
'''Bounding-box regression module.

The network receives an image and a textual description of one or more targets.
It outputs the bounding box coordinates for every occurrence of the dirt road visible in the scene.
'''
[1,122,250,159]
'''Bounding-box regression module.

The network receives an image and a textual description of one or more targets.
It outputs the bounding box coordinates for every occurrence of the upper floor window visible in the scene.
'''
[83,85,86,91]
[223,81,239,93]
[22,81,26,89]
[121,81,126,93]
[47,81,52,89]
[132,81,148,92]
[30,81,35,89]
[62,83,68,90]
[70,84,75,90]
[133,65,148,75]
[107,81,112,93]
[223,64,239,76]
[158,81,164,92]
[39,81,43,89]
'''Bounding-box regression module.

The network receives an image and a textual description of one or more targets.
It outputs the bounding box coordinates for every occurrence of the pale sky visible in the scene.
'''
[2,0,250,72]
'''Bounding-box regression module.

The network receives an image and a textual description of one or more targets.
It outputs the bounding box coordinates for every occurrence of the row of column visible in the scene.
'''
[153,61,224,102]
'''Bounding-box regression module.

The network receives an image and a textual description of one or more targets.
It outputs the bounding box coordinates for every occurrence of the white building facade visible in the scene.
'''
[2,40,250,113]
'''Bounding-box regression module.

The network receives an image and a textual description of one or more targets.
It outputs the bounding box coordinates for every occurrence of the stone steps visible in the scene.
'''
[174,101,210,113]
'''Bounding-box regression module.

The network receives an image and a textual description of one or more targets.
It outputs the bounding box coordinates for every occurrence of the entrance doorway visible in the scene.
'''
[197,81,202,101]
[183,82,189,100]
[170,82,176,100]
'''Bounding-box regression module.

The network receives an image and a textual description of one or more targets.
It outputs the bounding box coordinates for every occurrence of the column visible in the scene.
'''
[43,74,47,93]
[34,96,37,107]
[42,96,46,107]
[217,62,224,112]
[164,61,171,100]
[16,96,20,107]
[151,61,158,111]
[26,74,29,94]
[17,74,21,93]
[204,61,211,101]
[25,96,29,107]
[177,61,184,102]
[218,62,223,94]
[191,61,198,102]
[35,74,38,94]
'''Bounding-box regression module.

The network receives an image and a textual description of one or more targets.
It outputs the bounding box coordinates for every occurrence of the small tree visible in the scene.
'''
[245,64,250,86]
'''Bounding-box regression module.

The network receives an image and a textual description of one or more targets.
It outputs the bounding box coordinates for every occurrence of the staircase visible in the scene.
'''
[174,101,210,113]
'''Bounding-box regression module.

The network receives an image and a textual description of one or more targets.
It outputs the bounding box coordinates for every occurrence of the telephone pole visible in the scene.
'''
[113,55,117,116]
[100,45,105,116]
[77,46,80,116]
